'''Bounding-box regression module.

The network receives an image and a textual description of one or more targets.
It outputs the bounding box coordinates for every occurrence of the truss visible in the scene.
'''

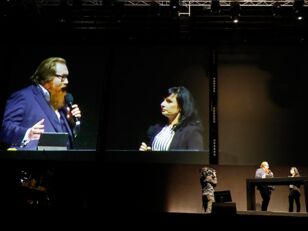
[125,0,308,7]
[34,0,308,7]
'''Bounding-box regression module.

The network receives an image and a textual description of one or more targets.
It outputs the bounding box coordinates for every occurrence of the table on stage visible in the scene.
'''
[246,177,308,212]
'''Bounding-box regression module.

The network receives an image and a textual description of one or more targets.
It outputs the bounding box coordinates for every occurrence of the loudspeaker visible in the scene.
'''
[212,202,237,216]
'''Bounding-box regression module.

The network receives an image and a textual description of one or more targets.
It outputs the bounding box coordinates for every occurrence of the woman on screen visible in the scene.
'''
[139,86,204,151]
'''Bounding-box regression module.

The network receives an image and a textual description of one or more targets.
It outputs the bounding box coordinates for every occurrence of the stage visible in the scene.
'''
[0,149,308,217]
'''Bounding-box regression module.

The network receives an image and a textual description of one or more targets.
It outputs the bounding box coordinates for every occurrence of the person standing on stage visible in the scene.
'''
[288,166,301,212]
[200,167,217,213]
[255,161,274,211]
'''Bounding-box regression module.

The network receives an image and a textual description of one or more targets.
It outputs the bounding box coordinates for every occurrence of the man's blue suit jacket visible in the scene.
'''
[0,84,73,150]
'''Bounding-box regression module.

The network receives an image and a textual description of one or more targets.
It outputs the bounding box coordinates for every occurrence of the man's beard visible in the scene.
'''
[49,88,66,110]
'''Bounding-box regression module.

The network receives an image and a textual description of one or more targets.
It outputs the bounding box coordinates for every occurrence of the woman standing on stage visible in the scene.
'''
[288,167,301,212]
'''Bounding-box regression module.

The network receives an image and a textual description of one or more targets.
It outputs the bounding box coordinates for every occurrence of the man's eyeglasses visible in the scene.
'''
[55,74,68,81]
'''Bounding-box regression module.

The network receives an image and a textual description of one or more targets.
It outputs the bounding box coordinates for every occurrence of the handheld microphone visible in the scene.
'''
[65,93,81,126]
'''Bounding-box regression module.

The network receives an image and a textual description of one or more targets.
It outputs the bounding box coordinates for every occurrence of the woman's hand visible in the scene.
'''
[139,142,151,151]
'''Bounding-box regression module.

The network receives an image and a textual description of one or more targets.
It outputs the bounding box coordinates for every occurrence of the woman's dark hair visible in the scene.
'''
[167,86,202,130]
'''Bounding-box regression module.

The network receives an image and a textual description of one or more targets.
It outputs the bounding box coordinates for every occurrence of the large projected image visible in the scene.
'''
[103,46,210,164]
